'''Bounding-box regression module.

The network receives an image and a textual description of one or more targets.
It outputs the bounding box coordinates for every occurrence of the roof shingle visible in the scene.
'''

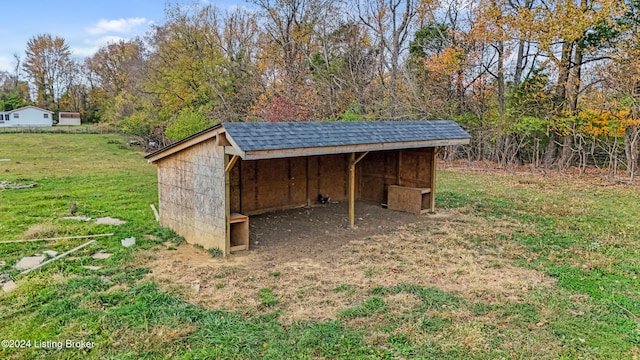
[223,120,470,152]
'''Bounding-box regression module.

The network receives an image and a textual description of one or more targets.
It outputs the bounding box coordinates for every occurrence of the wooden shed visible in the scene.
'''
[146,120,470,255]
[57,112,82,126]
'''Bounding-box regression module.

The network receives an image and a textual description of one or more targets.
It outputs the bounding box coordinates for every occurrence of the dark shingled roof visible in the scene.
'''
[145,120,471,162]
[223,120,470,152]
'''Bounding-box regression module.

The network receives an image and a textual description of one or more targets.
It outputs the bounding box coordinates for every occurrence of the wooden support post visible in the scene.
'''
[348,151,368,228]
[397,150,402,185]
[224,155,232,256]
[349,153,356,227]
[429,148,439,212]
[305,157,310,206]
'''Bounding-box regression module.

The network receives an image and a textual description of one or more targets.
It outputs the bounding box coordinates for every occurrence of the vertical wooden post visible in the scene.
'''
[429,148,438,212]
[349,153,356,227]
[305,157,310,206]
[224,154,232,256]
[396,150,402,185]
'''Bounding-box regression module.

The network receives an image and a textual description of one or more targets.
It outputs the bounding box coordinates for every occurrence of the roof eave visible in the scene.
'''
[145,124,228,163]
[241,138,471,160]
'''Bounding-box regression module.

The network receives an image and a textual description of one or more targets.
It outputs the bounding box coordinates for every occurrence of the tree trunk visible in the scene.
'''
[497,41,505,118]
[558,40,583,169]
[559,134,574,169]
[556,41,573,108]
[514,38,525,87]
[625,125,640,179]
[544,133,558,167]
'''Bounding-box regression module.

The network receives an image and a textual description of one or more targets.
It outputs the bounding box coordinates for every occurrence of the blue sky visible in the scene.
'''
[0,1,249,73]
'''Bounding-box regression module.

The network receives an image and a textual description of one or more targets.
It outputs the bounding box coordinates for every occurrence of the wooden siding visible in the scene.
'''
[229,154,350,215]
[358,148,433,204]
[156,140,227,251]
[230,149,433,213]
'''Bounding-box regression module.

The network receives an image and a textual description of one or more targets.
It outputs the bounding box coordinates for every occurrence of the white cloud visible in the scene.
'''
[72,36,127,57]
[71,46,100,58]
[85,17,148,35]
[0,55,14,73]
[88,36,127,47]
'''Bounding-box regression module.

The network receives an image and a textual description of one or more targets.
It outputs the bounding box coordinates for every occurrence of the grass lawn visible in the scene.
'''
[1,133,639,359]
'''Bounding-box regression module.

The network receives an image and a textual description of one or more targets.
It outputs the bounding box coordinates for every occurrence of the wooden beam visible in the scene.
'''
[216,133,231,146]
[224,155,232,256]
[353,151,369,166]
[397,150,402,186]
[305,157,311,206]
[349,153,356,227]
[242,138,470,160]
[146,126,224,163]
[347,151,369,228]
[224,146,243,156]
[430,148,438,212]
[225,155,239,173]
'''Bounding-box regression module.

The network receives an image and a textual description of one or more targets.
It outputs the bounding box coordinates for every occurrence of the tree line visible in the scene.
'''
[2,0,640,177]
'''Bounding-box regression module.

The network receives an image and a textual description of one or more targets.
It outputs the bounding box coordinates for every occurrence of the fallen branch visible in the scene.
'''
[150,204,160,222]
[20,240,97,275]
[0,233,114,244]
[0,181,37,190]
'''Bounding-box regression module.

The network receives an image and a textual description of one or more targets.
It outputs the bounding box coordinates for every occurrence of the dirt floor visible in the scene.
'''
[142,198,555,324]
[246,201,423,262]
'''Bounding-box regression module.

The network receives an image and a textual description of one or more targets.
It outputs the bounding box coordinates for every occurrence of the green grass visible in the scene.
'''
[2,134,640,359]
[436,170,640,358]
[258,288,279,308]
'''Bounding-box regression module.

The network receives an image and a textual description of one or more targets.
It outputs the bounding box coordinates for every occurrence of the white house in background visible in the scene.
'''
[57,112,82,126]
[0,106,53,127]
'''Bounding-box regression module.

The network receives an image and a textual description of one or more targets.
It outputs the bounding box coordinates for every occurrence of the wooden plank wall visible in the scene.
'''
[358,150,398,204]
[229,163,241,213]
[307,154,349,203]
[229,154,349,215]
[358,148,433,204]
[397,148,432,188]
[229,149,433,214]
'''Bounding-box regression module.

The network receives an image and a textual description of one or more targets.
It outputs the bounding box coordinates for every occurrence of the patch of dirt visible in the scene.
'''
[22,223,59,240]
[248,201,424,262]
[143,201,554,324]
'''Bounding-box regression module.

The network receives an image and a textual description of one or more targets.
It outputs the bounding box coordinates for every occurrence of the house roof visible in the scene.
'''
[7,105,54,114]
[146,120,471,162]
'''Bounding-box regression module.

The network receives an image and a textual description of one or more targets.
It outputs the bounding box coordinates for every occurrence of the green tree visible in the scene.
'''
[85,39,147,125]
[145,3,257,133]
[165,107,215,140]
[0,71,31,111]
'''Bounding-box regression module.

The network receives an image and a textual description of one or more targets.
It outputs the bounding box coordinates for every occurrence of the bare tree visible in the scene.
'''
[23,34,74,111]
[356,0,430,117]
